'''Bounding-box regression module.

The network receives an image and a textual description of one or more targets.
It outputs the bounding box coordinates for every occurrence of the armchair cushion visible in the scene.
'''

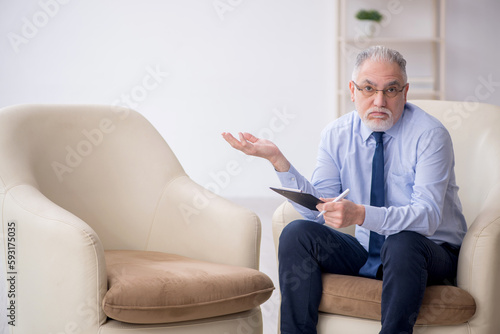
[319,274,476,326]
[102,250,274,324]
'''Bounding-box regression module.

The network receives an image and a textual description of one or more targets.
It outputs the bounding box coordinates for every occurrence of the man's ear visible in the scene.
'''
[403,83,410,101]
[349,81,356,102]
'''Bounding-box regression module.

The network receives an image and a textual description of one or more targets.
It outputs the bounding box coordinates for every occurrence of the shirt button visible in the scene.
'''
[291,177,296,181]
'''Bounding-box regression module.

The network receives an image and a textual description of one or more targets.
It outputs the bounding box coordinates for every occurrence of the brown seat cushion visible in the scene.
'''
[319,274,476,325]
[103,250,275,324]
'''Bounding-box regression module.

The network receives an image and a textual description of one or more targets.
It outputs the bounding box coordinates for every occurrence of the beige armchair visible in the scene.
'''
[0,104,274,333]
[272,100,500,333]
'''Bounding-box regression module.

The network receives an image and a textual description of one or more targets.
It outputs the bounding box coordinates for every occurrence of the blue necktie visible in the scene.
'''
[359,132,386,279]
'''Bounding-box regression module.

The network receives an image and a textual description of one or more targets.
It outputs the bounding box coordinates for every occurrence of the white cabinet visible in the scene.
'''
[336,0,445,114]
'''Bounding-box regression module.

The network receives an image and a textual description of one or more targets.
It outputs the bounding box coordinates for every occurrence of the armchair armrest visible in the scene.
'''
[1,185,107,334]
[272,201,303,255]
[146,175,262,270]
[457,184,500,332]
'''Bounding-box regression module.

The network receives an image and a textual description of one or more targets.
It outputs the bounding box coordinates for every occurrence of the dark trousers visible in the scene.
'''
[278,220,460,334]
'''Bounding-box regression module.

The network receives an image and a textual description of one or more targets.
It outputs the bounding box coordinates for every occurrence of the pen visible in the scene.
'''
[316,188,350,218]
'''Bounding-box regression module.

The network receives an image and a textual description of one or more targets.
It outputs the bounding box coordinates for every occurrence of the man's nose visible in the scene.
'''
[373,90,387,107]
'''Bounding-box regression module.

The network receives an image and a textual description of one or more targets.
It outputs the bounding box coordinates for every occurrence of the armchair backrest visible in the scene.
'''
[0,104,186,249]
[410,100,500,226]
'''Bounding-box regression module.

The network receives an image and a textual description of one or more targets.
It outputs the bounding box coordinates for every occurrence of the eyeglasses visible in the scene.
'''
[352,81,407,98]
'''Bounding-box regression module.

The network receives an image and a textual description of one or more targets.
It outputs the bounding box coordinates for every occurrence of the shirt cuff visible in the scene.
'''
[275,164,300,189]
[361,205,386,234]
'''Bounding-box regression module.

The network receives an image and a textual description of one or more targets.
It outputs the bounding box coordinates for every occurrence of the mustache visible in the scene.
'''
[367,107,392,116]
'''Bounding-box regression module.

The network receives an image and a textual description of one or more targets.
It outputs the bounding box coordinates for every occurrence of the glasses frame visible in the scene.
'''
[352,81,408,98]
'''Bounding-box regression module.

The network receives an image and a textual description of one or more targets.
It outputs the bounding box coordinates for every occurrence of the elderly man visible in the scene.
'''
[222,46,466,334]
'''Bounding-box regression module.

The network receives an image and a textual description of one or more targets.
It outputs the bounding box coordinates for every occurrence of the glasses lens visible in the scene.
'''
[385,89,397,98]
[360,85,375,97]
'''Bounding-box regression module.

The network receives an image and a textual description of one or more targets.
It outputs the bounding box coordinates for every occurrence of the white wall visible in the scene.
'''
[445,0,500,107]
[0,0,337,201]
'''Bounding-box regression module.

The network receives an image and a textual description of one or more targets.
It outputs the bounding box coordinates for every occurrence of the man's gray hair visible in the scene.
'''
[352,46,407,83]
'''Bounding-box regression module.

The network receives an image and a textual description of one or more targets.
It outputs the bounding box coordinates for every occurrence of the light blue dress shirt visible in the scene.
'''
[277,103,467,251]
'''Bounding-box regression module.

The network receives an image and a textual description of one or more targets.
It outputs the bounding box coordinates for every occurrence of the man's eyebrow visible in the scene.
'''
[362,79,402,87]
[386,80,402,87]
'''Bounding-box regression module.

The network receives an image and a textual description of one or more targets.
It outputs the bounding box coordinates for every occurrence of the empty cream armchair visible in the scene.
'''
[272,100,500,334]
[0,104,274,333]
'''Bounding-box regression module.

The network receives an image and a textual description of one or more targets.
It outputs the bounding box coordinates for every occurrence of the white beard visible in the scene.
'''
[362,107,394,132]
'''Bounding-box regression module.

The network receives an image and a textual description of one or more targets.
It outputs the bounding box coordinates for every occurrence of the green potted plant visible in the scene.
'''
[355,9,383,22]
[355,9,383,38]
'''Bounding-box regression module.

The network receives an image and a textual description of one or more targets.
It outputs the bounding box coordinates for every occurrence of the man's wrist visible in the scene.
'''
[271,155,291,172]
[356,204,366,226]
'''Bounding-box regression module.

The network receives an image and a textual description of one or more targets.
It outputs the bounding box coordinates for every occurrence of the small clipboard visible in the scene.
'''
[270,187,324,211]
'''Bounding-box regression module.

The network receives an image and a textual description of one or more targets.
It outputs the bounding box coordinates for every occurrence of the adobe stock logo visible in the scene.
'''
[443,74,500,129]
[51,118,116,182]
[7,0,72,54]
[112,65,170,109]
[213,0,244,21]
